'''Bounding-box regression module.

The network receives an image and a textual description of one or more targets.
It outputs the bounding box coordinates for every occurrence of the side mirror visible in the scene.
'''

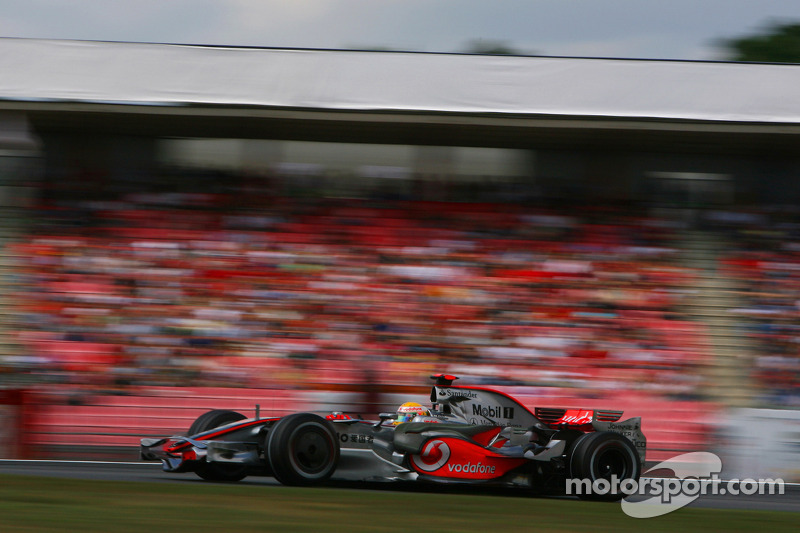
[375,412,397,428]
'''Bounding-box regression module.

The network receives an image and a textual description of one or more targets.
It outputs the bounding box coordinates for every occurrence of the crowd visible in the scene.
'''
[2,174,712,401]
[709,207,800,406]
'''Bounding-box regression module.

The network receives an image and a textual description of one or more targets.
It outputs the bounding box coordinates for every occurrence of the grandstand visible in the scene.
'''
[1,38,800,461]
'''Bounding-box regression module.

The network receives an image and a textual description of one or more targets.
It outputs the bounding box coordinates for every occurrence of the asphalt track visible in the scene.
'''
[1,458,799,513]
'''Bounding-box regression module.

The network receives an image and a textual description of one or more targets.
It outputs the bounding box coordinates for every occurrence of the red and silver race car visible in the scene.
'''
[140,374,646,499]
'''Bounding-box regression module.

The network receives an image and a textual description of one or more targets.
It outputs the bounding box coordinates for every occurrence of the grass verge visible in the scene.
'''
[0,473,795,532]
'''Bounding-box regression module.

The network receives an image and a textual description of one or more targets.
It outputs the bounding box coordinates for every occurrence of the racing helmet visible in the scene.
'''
[395,401,429,425]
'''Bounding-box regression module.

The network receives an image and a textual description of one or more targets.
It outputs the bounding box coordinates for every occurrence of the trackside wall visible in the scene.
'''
[19,386,718,466]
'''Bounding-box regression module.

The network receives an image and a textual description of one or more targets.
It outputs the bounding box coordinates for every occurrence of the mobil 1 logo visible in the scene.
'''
[473,404,515,419]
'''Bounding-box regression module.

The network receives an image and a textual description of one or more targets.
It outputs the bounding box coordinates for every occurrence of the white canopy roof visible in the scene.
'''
[1,37,799,124]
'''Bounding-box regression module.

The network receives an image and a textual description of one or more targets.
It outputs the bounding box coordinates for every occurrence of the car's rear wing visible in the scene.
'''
[428,374,646,461]
[534,407,624,427]
[534,407,646,462]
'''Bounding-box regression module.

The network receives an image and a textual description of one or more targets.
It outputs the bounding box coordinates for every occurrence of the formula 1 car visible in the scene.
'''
[140,374,646,499]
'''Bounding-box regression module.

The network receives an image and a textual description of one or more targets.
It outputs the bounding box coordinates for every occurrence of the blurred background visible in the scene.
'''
[0,15,800,484]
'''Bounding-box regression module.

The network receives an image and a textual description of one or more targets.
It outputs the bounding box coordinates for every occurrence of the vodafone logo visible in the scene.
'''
[411,439,450,472]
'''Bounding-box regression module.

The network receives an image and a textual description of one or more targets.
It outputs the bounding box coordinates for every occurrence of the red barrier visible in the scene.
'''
[0,389,23,458]
[16,385,721,463]
[19,386,310,460]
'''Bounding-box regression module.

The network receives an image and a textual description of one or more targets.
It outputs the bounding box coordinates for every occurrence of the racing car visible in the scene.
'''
[140,374,646,499]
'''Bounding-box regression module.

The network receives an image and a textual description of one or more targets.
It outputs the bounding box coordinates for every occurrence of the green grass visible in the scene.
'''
[0,474,795,532]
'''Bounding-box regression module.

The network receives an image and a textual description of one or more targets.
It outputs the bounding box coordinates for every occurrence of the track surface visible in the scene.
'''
[1,459,799,513]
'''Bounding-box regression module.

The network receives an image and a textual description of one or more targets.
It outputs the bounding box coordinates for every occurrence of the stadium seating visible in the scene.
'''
[3,174,797,460]
[9,195,712,399]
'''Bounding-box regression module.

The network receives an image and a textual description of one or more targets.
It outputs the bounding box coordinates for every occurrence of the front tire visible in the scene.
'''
[266,413,340,486]
[188,409,249,482]
[569,431,640,501]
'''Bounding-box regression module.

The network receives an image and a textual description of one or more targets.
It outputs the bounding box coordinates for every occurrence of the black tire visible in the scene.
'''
[569,431,641,501]
[188,409,247,436]
[188,409,249,482]
[266,413,340,486]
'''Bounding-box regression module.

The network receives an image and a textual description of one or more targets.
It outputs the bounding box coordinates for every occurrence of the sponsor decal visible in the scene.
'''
[472,404,515,419]
[440,388,478,399]
[447,462,496,474]
[559,410,593,425]
[608,423,639,431]
[326,413,354,421]
[410,437,527,478]
[338,433,373,444]
[412,439,451,472]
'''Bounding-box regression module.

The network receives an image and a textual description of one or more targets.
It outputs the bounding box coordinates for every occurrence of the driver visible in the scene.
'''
[394,401,429,425]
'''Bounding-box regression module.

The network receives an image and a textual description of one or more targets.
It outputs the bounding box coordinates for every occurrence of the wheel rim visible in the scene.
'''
[595,447,629,480]
[291,426,332,475]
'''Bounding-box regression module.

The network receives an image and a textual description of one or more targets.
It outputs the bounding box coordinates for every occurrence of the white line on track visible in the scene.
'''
[0,459,156,466]
[2,459,799,487]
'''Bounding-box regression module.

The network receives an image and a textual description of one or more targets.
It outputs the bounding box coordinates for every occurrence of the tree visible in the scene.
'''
[722,21,800,63]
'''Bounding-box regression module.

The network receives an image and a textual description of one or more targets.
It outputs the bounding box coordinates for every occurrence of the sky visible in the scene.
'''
[0,0,799,60]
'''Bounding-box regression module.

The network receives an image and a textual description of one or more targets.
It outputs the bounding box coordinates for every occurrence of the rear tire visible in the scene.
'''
[188,409,249,482]
[266,413,340,486]
[569,431,640,501]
